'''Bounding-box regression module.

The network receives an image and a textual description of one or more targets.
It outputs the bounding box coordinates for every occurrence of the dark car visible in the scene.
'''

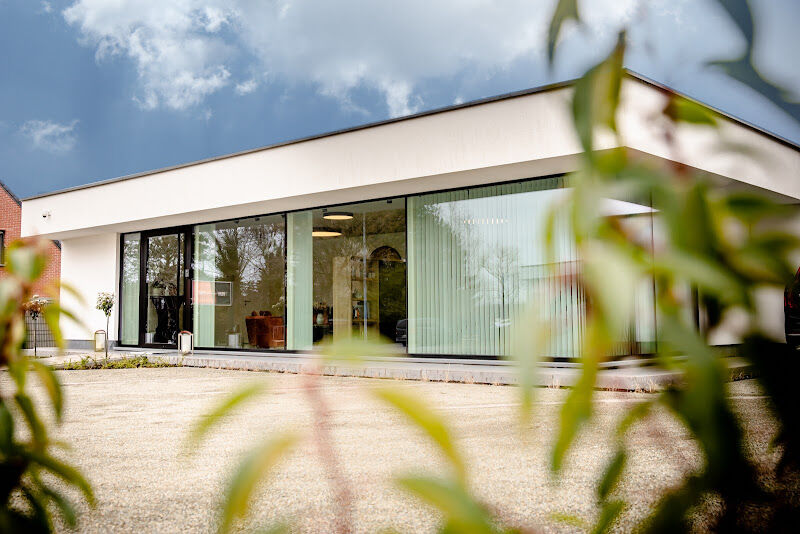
[395,319,408,346]
[785,269,800,348]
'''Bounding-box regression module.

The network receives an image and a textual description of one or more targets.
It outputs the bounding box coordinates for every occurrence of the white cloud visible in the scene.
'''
[235,78,258,96]
[41,1,53,14]
[20,120,78,153]
[63,0,235,110]
[61,0,646,116]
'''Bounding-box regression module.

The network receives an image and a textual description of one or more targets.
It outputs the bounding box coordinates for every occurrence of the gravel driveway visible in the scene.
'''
[8,367,775,533]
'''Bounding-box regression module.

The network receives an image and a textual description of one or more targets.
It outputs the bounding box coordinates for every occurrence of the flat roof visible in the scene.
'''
[23,69,800,202]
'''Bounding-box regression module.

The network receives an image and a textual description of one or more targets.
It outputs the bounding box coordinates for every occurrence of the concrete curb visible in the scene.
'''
[145,353,754,392]
[36,349,756,392]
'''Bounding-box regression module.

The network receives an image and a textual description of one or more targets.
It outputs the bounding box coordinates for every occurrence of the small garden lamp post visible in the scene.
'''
[96,292,114,360]
[22,295,47,357]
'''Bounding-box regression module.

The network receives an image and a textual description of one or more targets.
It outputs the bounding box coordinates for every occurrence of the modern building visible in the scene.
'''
[19,73,800,357]
[1,180,61,298]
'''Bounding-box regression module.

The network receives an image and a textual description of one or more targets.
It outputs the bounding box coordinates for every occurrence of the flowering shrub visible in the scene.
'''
[22,294,48,319]
[96,292,114,318]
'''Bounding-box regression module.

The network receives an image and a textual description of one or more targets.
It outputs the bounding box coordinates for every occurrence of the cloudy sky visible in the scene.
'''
[1,0,798,199]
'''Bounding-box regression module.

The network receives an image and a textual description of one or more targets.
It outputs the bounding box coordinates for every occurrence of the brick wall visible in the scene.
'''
[0,182,61,298]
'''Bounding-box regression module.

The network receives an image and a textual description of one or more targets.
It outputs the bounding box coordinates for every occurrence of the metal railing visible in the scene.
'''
[24,313,57,349]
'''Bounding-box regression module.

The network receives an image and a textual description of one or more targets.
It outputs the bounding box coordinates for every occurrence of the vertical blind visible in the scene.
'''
[286,212,313,350]
[407,177,585,357]
[120,233,140,345]
[193,223,217,347]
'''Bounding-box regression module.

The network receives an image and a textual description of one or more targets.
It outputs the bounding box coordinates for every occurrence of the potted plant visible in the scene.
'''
[96,292,114,360]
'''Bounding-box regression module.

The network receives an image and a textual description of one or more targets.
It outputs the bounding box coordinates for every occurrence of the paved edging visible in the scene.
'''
[150,353,754,392]
[33,349,755,392]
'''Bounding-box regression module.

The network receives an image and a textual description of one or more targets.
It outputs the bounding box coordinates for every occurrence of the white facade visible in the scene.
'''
[21,75,800,350]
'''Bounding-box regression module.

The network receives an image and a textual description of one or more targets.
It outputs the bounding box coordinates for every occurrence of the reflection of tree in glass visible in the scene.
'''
[122,235,140,285]
[214,226,252,339]
[147,235,179,295]
[245,221,286,316]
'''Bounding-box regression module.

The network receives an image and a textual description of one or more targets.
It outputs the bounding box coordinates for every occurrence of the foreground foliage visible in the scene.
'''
[0,240,94,531]
[190,1,800,532]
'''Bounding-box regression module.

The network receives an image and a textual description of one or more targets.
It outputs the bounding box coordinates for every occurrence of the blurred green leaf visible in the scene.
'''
[15,393,48,447]
[6,243,46,284]
[375,387,466,482]
[664,97,717,126]
[652,251,744,305]
[594,147,629,175]
[20,485,51,532]
[551,319,600,473]
[219,432,298,534]
[729,238,796,284]
[58,281,87,307]
[592,499,624,534]
[658,316,757,502]
[572,31,625,154]
[396,476,497,534]
[39,482,77,528]
[679,182,718,254]
[597,449,626,501]
[547,0,580,66]
[186,382,267,451]
[30,361,63,423]
[740,336,800,470]
[0,402,14,451]
[722,191,795,222]
[641,475,703,532]
[581,239,640,336]
[252,522,291,534]
[25,450,94,505]
[511,310,550,422]
[550,512,590,529]
[615,401,652,438]
[319,336,395,365]
[43,303,84,351]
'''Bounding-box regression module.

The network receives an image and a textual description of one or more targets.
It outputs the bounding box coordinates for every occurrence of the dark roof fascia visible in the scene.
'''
[21,69,799,202]
[0,180,21,206]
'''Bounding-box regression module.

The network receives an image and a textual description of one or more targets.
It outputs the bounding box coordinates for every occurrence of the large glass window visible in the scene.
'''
[117,175,657,358]
[286,199,407,350]
[407,178,579,357]
[407,177,656,358]
[120,233,140,345]
[192,215,286,349]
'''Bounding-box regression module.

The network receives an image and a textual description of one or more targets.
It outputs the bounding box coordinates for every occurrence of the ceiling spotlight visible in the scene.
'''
[312,227,342,237]
[322,211,353,220]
